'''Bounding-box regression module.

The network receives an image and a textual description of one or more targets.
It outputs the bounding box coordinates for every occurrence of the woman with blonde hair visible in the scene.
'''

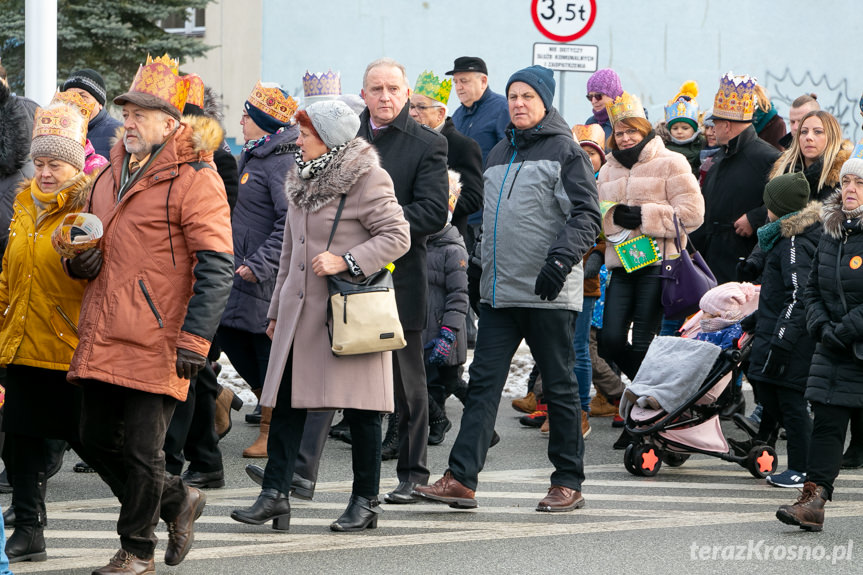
[769,110,849,202]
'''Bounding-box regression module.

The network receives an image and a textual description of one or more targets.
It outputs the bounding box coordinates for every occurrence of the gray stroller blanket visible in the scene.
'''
[620,336,723,418]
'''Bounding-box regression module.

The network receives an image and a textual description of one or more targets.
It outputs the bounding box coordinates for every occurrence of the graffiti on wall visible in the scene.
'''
[764,69,862,140]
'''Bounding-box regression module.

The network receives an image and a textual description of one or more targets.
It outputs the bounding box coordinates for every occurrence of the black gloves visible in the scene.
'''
[820,323,848,353]
[534,256,573,301]
[762,345,792,377]
[176,348,207,380]
[68,248,103,279]
[736,258,761,283]
[583,250,604,279]
[612,204,642,229]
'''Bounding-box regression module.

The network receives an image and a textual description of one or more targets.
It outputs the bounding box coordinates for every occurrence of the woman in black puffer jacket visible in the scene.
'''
[776,156,863,532]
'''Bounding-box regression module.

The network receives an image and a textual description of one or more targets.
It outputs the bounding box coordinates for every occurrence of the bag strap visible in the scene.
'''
[326,194,348,251]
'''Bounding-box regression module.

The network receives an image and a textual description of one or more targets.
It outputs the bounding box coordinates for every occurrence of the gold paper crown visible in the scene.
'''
[185,74,205,108]
[33,103,88,147]
[303,70,341,99]
[125,53,190,115]
[53,90,95,124]
[413,71,452,105]
[247,81,298,124]
[606,91,645,125]
[572,123,606,148]
[146,53,180,73]
[712,72,757,122]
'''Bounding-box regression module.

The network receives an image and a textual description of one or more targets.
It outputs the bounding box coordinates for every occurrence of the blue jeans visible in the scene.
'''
[574,297,596,413]
[0,507,10,575]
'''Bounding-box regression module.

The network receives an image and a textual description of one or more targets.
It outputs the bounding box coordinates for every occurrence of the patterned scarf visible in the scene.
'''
[242,126,286,154]
[756,212,794,252]
[294,144,346,180]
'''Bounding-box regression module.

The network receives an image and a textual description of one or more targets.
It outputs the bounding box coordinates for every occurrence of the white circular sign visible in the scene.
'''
[531,0,597,42]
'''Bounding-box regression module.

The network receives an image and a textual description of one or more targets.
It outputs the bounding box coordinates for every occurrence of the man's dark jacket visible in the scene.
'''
[441,117,482,238]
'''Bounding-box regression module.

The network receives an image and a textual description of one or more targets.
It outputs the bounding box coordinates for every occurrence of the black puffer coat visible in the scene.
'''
[0,80,33,260]
[748,202,822,390]
[804,192,863,407]
[422,224,469,366]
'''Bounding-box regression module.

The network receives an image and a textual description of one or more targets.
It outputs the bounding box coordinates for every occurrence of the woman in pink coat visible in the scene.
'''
[231,100,410,532]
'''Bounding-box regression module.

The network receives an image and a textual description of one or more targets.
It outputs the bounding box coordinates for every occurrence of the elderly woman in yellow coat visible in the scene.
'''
[0,100,98,563]
[231,100,410,532]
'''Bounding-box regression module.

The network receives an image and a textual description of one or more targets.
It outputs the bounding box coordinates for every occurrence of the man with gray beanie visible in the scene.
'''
[415,64,600,512]
[62,68,121,159]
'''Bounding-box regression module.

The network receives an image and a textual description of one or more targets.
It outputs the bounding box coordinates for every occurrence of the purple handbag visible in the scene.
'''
[659,215,717,320]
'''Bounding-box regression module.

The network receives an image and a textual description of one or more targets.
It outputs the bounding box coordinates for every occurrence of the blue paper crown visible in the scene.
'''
[303,70,341,99]
[665,97,699,124]
[851,139,863,159]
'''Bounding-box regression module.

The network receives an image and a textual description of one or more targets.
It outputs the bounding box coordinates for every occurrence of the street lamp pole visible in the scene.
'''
[25,0,57,106]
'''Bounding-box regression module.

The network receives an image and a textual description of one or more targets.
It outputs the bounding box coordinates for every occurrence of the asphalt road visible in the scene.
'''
[5,390,862,575]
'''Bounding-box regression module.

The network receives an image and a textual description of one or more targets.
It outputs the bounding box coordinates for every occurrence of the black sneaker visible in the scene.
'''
[428,417,452,445]
[842,444,863,469]
[519,410,547,428]
[612,429,634,450]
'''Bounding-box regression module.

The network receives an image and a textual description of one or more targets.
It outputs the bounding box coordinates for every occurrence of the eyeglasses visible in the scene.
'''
[586,93,604,101]
[409,103,442,111]
[613,128,639,139]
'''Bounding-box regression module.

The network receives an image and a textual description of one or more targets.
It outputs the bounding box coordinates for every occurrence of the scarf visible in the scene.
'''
[592,107,610,125]
[756,212,794,252]
[753,103,778,134]
[31,177,74,226]
[242,126,286,155]
[611,131,655,170]
[294,143,346,180]
[842,205,863,234]
[699,145,720,163]
[670,129,701,146]
[700,316,738,333]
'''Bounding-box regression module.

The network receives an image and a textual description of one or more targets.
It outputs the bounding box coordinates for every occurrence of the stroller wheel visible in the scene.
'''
[624,443,640,476]
[661,451,690,467]
[746,444,778,478]
[626,443,662,477]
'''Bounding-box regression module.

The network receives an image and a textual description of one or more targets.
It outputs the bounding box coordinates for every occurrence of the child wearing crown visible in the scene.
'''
[657,81,705,177]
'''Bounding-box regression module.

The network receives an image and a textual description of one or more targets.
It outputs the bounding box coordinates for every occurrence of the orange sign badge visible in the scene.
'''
[851,256,862,270]
[240,173,249,185]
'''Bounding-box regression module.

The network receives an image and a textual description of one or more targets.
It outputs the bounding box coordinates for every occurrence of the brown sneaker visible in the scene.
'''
[776,481,827,531]
[164,486,207,566]
[589,393,618,417]
[92,549,155,574]
[540,416,549,435]
[536,485,585,512]
[511,391,537,414]
[413,471,477,509]
[581,411,591,439]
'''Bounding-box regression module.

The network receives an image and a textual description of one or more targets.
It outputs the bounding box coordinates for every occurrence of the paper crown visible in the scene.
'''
[122,53,190,116]
[53,90,95,125]
[850,139,863,159]
[572,123,606,148]
[712,72,757,122]
[185,74,205,108]
[413,71,452,105]
[247,81,298,124]
[33,102,89,147]
[665,81,699,125]
[303,70,341,99]
[606,91,645,125]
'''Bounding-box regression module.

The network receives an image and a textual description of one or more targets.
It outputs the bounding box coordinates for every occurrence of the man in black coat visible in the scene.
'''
[358,58,449,504]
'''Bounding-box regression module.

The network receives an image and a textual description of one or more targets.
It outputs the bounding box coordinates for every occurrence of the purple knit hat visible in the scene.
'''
[587,68,623,99]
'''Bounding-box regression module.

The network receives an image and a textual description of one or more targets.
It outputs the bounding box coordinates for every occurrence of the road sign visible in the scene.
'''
[531,0,597,42]
[532,43,598,73]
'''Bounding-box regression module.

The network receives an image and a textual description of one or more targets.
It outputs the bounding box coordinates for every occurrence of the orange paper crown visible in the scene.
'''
[185,74,205,108]
[123,53,190,116]
[572,123,606,148]
[247,81,298,124]
[33,103,88,147]
[52,90,95,124]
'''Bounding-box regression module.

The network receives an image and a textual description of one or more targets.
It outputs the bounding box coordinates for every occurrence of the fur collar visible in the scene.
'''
[110,114,224,163]
[18,170,94,212]
[286,138,380,212]
[821,191,863,239]
[826,145,852,187]
[780,201,822,237]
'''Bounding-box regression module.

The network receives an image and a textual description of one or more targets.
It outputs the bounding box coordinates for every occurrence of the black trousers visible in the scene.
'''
[753,381,810,472]
[448,304,584,491]
[218,326,272,391]
[599,266,663,380]
[80,380,187,559]
[263,350,382,498]
[392,330,429,484]
[294,411,335,483]
[807,402,863,500]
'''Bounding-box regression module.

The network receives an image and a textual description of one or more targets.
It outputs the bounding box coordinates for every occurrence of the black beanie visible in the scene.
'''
[62,69,107,106]
[763,172,810,218]
[506,65,555,112]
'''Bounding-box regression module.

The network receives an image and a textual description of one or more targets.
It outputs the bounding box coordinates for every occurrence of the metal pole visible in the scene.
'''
[25,0,57,106]
[558,70,566,122]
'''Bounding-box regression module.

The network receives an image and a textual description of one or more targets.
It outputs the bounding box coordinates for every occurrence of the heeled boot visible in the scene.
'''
[214,384,243,439]
[242,406,272,458]
[230,488,291,531]
[6,473,47,563]
[330,495,381,532]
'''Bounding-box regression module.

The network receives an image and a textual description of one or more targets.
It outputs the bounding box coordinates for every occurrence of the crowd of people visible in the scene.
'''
[0,48,861,574]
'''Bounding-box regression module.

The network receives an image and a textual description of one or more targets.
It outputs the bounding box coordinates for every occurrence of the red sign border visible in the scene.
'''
[531,0,597,43]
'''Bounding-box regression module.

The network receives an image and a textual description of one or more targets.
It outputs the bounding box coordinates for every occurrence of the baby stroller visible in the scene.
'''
[620,320,778,479]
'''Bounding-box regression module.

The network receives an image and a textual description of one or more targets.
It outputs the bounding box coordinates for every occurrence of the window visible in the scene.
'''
[161,8,206,37]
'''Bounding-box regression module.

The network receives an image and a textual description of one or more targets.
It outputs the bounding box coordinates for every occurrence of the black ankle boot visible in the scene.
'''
[230,488,291,531]
[330,495,381,532]
[381,413,399,461]
[3,505,15,527]
[5,523,47,563]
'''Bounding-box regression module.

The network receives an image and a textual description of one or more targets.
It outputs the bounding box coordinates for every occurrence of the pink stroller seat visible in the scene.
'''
[630,406,664,423]
[658,414,729,453]
[696,372,732,405]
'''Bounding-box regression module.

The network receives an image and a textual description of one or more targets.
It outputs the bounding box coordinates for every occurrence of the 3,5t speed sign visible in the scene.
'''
[531,0,597,42]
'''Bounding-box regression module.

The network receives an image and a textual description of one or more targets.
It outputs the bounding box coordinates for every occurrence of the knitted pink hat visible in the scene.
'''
[587,68,623,99]
[699,282,758,323]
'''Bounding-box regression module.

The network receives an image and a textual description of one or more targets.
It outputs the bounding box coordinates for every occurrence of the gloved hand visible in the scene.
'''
[428,327,457,366]
[762,345,792,377]
[612,204,642,229]
[534,256,573,301]
[736,258,761,283]
[68,248,103,280]
[176,348,207,380]
[583,250,604,279]
[821,323,848,353]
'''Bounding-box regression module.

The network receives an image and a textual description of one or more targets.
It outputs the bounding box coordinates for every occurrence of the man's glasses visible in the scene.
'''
[409,103,442,111]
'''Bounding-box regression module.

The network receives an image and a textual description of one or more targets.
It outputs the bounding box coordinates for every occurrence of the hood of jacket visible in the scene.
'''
[821,191,863,239]
[505,107,572,150]
[429,222,464,245]
[780,200,822,237]
[286,137,380,212]
[0,80,31,177]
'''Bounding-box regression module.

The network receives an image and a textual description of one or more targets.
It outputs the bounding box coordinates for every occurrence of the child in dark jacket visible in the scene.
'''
[661,81,705,177]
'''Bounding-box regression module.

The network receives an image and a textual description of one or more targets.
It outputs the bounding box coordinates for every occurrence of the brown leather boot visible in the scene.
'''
[214,385,243,439]
[92,549,155,574]
[242,407,272,458]
[776,481,827,531]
